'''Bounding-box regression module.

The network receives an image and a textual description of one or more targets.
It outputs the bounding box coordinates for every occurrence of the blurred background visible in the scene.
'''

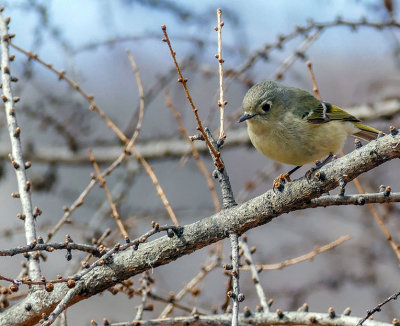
[1,0,400,324]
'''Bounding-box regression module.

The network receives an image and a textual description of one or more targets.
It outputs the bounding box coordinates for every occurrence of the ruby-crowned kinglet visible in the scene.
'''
[239,80,381,184]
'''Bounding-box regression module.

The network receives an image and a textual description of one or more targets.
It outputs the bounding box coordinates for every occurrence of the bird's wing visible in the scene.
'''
[305,102,381,140]
[305,102,359,124]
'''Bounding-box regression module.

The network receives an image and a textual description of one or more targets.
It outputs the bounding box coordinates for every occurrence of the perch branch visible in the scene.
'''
[1,130,400,326]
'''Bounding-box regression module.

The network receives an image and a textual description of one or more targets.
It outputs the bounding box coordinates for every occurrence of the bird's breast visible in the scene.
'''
[246,118,352,166]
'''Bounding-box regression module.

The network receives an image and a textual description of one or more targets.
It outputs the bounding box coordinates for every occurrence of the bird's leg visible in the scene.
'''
[273,165,302,190]
[305,153,333,180]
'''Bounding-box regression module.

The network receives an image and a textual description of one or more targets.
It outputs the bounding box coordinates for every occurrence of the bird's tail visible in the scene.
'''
[353,122,382,141]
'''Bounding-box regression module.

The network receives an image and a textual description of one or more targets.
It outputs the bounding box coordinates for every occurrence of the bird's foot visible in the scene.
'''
[306,154,333,181]
[305,167,317,181]
[273,173,291,190]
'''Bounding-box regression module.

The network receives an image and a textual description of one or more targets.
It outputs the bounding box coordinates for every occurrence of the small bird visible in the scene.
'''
[239,80,381,188]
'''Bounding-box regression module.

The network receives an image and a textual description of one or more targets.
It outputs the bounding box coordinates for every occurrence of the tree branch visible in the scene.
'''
[106,311,392,326]
[1,132,400,326]
[0,10,41,281]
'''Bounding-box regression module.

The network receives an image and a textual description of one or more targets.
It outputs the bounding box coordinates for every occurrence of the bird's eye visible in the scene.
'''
[261,102,271,112]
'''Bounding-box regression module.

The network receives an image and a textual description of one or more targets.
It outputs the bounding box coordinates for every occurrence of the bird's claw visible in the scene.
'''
[305,167,317,181]
[273,173,291,190]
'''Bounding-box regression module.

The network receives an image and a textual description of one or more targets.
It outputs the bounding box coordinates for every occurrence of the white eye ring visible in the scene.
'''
[261,101,272,112]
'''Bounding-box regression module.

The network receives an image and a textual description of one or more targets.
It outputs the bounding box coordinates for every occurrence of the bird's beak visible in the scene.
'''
[238,113,256,123]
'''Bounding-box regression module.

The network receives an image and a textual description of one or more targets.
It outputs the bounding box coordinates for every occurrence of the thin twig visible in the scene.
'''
[240,235,351,271]
[165,90,221,212]
[107,311,394,326]
[126,50,145,146]
[131,146,179,226]
[161,25,224,170]
[221,271,232,312]
[43,282,83,325]
[229,233,240,326]
[216,8,226,142]
[134,272,150,321]
[79,228,112,271]
[89,149,130,239]
[307,61,321,100]
[147,291,204,315]
[0,11,41,281]
[124,59,192,135]
[357,290,400,326]
[43,224,180,325]
[307,192,400,207]
[234,18,400,78]
[236,164,281,203]
[0,241,100,257]
[40,46,176,239]
[239,238,268,312]
[274,30,320,80]
[10,42,129,143]
[353,178,400,262]
[158,254,218,318]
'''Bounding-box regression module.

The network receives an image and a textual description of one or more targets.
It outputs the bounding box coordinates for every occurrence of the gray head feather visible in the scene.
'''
[242,80,290,111]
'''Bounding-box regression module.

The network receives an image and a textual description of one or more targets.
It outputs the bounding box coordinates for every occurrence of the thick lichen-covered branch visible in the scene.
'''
[1,130,399,325]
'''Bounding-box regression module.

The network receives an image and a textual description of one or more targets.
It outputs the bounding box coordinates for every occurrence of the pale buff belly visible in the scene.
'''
[247,120,357,166]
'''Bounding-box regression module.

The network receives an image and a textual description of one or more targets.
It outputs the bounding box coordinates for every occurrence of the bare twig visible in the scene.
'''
[131,146,179,226]
[126,50,145,146]
[107,311,394,326]
[229,233,241,326]
[215,8,226,142]
[89,149,130,239]
[239,238,268,312]
[41,46,177,239]
[147,291,204,315]
[43,281,83,325]
[0,241,100,257]
[353,178,400,263]
[307,61,321,100]
[357,290,400,326]
[236,164,281,203]
[158,254,218,318]
[124,58,193,135]
[161,25,224,170]
[0,11,41,281]
[134,272,150,321]
[79,228,112,270]
[165,90,221,212]
[10,42,129,143]
[274,30,320,80]
[307,192,400,207]
[42,224,180,325]
[241,235,351,271]
[235,18,400,77]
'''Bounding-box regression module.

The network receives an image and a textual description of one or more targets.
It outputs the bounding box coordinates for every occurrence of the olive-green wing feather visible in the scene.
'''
[306,102,359,123]
[306,102,381,140]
